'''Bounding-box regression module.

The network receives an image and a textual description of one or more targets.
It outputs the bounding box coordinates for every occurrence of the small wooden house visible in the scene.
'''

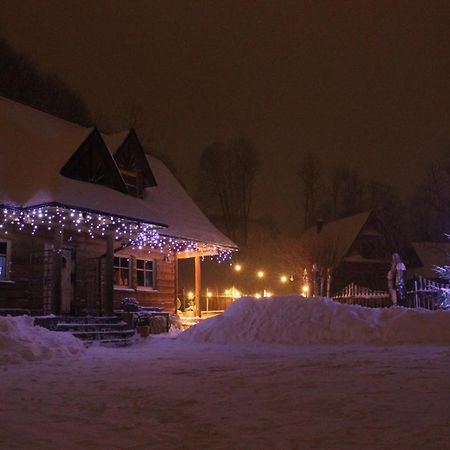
[298,211,393,293]
[0,96,236,315]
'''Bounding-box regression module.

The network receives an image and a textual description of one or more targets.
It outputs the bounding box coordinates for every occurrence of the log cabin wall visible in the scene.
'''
[0,229,51,311]
[113,248,176,313]
[0,227,177,314]
[0,228,107,313]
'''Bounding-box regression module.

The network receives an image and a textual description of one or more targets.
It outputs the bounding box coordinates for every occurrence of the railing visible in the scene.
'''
[333,276,449,310]
[333,283,390,308]
[179,294,236,314]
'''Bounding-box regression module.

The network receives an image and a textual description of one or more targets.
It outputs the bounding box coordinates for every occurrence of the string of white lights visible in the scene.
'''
[1,206,234,262]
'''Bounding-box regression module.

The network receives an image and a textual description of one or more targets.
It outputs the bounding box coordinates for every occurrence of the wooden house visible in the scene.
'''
[298,211,393,293]
[0,96,236,316]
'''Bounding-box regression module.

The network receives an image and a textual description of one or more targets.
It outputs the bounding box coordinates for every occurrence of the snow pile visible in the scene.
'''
[0,315,85,364]
[179,296,450,345]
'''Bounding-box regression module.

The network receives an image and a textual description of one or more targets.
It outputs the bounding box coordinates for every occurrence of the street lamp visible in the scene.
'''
[257,270,265,279]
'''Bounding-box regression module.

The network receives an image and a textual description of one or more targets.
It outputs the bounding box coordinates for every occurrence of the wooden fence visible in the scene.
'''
[333,276,449,310]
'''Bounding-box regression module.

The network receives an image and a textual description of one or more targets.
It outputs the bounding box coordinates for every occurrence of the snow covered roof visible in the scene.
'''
[0,96,237,248]
[142,156,237,248]
[298,211,372,265]
[410,242,450,279]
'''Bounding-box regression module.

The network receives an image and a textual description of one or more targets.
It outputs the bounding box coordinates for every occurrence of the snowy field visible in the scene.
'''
[1,297,450,450]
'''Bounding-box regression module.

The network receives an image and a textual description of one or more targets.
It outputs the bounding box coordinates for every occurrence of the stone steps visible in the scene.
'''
[34,315,135,346]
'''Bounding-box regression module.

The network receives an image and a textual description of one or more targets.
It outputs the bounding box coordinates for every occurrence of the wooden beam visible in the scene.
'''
[53,227,63,314]
[104,232,114,316]
[194,255,201,317]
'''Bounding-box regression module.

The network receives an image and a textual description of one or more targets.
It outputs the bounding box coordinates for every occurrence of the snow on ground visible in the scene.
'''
[180,296,450,345]
[1,297,450,449]
[0,315,84,364]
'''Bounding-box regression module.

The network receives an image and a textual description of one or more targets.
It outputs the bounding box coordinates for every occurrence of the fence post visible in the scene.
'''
[414,279,420,308]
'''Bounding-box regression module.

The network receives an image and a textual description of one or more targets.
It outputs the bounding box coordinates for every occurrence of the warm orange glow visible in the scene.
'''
[280,275,288,283]
[234,264,242,272]
[257,270,265,278]
[187,291,194,300]
[207,291,212,298]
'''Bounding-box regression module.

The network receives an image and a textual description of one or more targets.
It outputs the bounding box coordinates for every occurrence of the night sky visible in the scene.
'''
[1,0,449,234]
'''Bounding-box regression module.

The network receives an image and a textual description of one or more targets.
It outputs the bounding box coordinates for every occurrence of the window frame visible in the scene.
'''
[0,239,11,281]
[120,168,142,198]
[113,255,132,288]
[135,258,156,290]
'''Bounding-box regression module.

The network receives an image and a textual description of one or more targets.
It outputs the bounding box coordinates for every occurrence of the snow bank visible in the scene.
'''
[0,316,85,364]
[179,296,450,345]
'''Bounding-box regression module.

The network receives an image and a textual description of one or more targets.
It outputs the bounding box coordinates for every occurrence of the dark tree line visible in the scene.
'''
[0,35,91,126]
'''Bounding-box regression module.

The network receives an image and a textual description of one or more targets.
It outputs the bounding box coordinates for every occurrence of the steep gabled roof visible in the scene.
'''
[142,155,237,248]
[0,95,93,207]
[111,129,157,188]
[0,96,163,226]
[0,96,237,248]
[60,129,128,193]
[298,211,372,267]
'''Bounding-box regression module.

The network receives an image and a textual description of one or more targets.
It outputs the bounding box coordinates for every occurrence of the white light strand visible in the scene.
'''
[1,206,233,262]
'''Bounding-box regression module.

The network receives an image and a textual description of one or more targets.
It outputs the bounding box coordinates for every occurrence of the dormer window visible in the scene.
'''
[120,169,142,197]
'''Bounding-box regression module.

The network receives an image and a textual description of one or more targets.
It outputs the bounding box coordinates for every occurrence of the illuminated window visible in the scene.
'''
[114,256,130,287]
[136,259,154,288]
[0,240,10,280]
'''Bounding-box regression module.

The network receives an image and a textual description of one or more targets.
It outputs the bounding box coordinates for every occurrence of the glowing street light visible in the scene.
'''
[234,263,242,272]
[280,275,288,283]
[255,293,261,299]
[257,270,265,279]
[187,291,194,300]
[302,284,309,296]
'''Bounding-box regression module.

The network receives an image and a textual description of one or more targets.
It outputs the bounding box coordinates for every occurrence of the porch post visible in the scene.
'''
[194,255,201,317]
[104,232,114,316]
[53,227,63,314]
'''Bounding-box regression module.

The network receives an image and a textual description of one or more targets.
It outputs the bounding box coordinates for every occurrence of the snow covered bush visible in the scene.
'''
[433,265,450,310]
[0,315,85,364]
[121,297,140,312]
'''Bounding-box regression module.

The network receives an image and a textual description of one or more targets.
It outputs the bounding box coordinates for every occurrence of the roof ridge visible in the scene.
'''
[0,94,92,131]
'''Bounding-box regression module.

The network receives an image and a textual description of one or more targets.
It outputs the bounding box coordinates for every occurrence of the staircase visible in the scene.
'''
[34,315,136,347]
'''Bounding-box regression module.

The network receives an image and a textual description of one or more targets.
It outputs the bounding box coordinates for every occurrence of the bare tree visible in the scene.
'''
[198,139,258,245]
[329,167,365,219]
[297,153,323,230]
[410,151,450,241]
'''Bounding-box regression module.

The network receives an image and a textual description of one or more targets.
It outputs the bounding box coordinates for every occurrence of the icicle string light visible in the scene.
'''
[1,206,234,262]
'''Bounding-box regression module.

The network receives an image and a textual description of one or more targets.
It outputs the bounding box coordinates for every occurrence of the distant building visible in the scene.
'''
[408,242,450,280]
[0,96,236,315]
[298,211,393,293]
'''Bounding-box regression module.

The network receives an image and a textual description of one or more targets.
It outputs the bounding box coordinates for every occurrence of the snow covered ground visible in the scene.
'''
[1,297,450,449]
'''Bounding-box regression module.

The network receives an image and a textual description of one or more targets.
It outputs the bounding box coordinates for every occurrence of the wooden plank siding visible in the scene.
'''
[113,248,176,313]
[0,228,177,314]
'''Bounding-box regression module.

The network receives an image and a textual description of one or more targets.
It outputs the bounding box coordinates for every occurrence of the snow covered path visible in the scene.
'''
[2,338,450,450]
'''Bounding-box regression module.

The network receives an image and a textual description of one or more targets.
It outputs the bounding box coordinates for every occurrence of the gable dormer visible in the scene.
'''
[60,129,127,193]
[113,129,157,198]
